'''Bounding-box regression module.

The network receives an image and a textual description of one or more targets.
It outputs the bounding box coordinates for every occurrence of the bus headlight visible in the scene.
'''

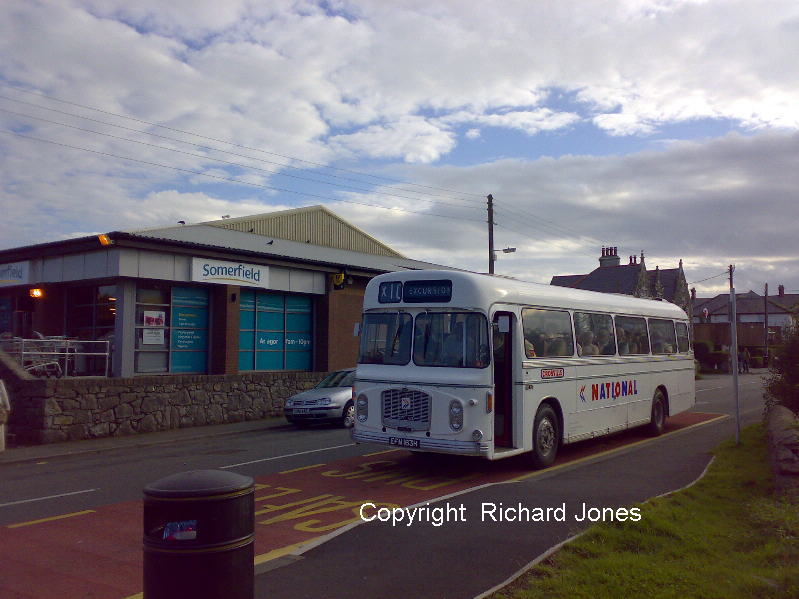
[356,394,368,422]
[449,400,464,431]
[472,429,483,441]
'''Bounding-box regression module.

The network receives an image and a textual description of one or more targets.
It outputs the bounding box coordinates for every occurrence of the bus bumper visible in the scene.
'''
[351,429,490,457]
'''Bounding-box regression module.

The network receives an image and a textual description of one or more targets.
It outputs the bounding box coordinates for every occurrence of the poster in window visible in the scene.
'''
[143,310,165,326]
[142,310,166,344]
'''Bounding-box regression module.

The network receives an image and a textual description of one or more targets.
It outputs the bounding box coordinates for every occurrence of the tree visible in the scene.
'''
[764,325,799,414]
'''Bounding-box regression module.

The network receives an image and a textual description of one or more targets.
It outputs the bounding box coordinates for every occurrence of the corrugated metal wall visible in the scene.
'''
[214,209,402,257]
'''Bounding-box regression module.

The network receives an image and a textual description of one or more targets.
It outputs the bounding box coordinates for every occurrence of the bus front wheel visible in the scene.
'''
[648,389,666,436]
[530,404,559,469]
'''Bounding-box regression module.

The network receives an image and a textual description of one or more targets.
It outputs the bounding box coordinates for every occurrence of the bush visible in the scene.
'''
[694,340,712,364]
[708,351,730,372]
[764,325,799,415]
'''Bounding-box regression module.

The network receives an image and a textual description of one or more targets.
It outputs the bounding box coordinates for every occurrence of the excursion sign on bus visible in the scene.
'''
[378,280,452,304]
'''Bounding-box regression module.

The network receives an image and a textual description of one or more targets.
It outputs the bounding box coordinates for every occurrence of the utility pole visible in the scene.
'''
[764,282,769,366]
[729,265,740,445]
[487,194,495,274]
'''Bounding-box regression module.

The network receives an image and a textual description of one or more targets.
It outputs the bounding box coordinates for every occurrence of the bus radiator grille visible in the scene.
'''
[381,389,431,431]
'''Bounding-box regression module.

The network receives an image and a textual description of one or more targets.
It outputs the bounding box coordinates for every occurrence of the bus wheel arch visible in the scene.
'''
[529,398,561,469]
[648,386,669,436]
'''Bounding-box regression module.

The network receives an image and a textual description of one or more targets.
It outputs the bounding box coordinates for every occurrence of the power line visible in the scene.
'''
[0,106,480,211]
[688,271,728,285]
[0,85,629,255]
[1,128,486,225]
[0,82,486,200]
[494,205,603,247]
[0,97,483,209]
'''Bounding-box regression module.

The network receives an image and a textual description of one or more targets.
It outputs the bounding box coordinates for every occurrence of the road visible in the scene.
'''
[0,373,766,599]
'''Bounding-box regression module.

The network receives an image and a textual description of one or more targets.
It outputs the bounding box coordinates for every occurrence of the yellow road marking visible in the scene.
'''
[363,449,401,457]
[6,509,96,529]
[254,536,323,565]
[122,594,142,599]
[508,414,729,483]
[279,463,324,475]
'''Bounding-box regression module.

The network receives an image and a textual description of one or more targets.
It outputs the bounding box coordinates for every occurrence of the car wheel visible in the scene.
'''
[530,403,559,469]
[341,401,355,428]
[648,389,666,436]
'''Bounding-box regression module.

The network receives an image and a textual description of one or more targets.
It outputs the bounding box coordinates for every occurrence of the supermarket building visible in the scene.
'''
[0,206,450,443]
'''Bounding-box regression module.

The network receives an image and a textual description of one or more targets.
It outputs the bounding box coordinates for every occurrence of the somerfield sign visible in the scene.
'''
[0,261,29,288]
[191,258,269,288]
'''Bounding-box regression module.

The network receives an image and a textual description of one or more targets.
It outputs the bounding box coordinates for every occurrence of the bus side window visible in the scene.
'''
[649,318,678,354]
[574,312,616,356]
[675,321,690,353]
[522,308,574,358]
[615,315,649,355]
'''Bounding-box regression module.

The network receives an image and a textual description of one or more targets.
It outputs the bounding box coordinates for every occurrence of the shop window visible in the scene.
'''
[239,290,313,371]
[134,284,208,374]
[66,284,118,375]
[0,297,11,334]
[67,284,118,340]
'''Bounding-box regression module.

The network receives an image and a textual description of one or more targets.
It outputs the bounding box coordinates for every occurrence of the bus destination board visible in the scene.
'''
[378,280,452,304]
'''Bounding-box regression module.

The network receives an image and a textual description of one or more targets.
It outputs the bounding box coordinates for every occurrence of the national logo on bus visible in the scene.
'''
[579,379,639,402]
[540,368,564,379]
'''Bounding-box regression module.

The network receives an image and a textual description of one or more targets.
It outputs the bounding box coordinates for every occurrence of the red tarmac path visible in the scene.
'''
[0,412,723,599]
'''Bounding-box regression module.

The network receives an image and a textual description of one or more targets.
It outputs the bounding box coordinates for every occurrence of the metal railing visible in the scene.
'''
[0,337,111,378]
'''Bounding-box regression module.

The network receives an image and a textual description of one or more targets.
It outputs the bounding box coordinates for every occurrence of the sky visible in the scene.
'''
[1,0,798,298]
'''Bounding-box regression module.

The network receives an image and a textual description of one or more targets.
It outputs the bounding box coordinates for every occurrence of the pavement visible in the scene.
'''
[0,416,288,465]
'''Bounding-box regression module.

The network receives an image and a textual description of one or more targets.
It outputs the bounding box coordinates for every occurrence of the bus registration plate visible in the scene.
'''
[389,437,420,448]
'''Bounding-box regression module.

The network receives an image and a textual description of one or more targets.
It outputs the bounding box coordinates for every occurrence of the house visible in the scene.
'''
[550,247,690,315]
[692,285,799,349]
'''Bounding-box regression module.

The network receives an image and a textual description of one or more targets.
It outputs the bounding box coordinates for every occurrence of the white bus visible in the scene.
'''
[351,270,695,467]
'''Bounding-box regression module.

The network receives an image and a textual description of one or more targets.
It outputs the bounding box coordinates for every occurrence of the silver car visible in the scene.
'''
[284,368,356,428]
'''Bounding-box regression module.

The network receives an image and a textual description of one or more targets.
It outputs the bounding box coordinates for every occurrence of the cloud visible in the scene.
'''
[332,131,799,294]
[328,117,456,163]
[1,0,798,297]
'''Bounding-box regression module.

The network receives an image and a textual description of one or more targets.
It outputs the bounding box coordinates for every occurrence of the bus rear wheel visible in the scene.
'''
[648,389,666,436]
[530,404,559,469]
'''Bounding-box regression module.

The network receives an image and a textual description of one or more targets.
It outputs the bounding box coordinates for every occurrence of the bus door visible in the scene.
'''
[493,312,514,447]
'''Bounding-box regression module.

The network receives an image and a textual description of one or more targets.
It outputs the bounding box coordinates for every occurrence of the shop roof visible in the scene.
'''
[128,224,450,274]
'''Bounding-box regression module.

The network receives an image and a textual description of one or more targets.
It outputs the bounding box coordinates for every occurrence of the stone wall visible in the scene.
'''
[766,404,799,495]
[1,349,324,445]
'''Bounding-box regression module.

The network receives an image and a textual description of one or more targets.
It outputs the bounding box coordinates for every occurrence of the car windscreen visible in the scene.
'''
[316,370,355,388]
[358,312,413,365]
[413,312,490,368]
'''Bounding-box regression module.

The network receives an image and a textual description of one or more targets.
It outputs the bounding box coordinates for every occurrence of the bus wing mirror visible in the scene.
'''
[497,315,510,333]
[353,322,362,336]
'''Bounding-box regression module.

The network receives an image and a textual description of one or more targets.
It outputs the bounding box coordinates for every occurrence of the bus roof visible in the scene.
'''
[363,269,688,320]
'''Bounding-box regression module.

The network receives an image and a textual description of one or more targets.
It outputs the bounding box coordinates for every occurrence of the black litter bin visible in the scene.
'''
[143,469,255,599]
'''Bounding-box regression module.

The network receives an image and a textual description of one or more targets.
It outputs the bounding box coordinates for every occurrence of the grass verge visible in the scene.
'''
[494,425,799,599]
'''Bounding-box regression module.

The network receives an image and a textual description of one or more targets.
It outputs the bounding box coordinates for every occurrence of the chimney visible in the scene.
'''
[778,284,785,296]
[599,245,621,267]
